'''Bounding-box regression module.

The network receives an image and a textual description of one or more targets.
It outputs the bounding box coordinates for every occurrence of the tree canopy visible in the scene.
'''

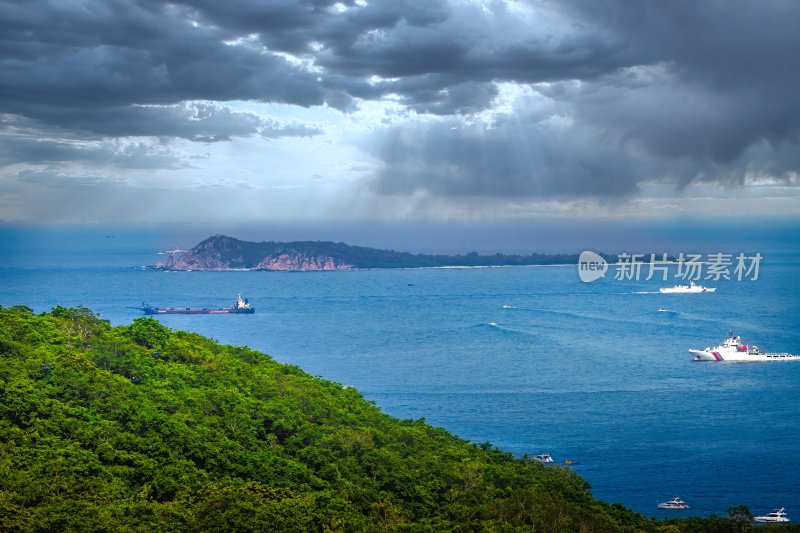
[0,306,796,532]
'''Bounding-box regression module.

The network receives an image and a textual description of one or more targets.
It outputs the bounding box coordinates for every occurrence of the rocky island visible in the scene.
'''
[157,234,589,271]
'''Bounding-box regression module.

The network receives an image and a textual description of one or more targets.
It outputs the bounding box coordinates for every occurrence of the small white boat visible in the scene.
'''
[754,507,790,523]
[690,331,800,362]
[534,453,553,463]
[657,497,690,510]
[660,281,716,293]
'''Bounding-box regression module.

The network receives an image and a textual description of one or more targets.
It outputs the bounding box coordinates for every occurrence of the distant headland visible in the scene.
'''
[155,234,590,271]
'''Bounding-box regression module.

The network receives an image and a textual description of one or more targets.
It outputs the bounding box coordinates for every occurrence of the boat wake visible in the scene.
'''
[631,291,660,294]
[479,322,539,338]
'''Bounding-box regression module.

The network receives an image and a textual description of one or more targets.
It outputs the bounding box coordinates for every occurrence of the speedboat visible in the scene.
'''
[657,497,690,510]
[754,507,790,523]
[534,453,553,463]
[690,331,800,362]
[660,281,716,293]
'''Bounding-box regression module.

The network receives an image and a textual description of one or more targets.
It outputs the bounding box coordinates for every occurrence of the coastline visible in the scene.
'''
[150,262,578,272]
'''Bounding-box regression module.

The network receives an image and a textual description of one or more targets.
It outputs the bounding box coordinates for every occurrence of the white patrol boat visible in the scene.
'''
[690,331,800,362]
[534,453,553,463]
[754,507,790,523]
[660,281,716,293]
[657,497,690,510]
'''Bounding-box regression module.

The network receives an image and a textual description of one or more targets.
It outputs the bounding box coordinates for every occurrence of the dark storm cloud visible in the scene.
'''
[0,0,346,140]
[0,1,336,108]
[0,133,184,170]
[340,76,502,115]
[369,62,800,200]
[551,0,800,159]
[369,114,643,198]
[2,0,799,200]
[13,104,322,142]
[555,0,800,88]
[0,103,318,171]
[0,0,633,126]
[251,0,634,114]
[543,71,800,177]
[181,0,449,54]
[363,0,800,198]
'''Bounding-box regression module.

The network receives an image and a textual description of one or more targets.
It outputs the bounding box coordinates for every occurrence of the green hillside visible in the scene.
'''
[167,234,589,270]
[0,306,793,532]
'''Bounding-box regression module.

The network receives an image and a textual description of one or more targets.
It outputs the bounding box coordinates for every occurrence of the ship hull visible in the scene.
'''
[690,349,800,362]
[143,308,255,315]
[660,287,716,293]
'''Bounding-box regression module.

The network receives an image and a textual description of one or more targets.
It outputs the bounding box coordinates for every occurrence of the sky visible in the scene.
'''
[1,0,799,241]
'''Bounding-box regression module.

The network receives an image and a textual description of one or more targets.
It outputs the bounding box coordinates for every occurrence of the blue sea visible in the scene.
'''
[1,226,799,519]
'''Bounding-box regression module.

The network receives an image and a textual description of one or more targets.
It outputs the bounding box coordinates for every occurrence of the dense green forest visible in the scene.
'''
[0,306,796,531]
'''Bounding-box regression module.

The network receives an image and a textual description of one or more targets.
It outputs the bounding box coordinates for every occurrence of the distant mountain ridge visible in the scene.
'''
[157,235,587,271]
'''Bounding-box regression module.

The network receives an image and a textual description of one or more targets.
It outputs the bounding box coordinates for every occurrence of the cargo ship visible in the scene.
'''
[139,294,255,315]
